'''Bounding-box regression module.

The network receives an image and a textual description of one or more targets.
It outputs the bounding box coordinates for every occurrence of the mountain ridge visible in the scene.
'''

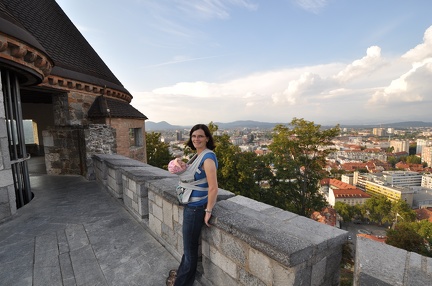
[145,120,432,131]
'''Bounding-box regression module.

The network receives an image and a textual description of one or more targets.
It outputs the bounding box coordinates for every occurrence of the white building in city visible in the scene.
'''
[416,139,431,155]
[382,171,422,187]
[422,146,432,168]
[422,173,432,189]
[390,139,410,153]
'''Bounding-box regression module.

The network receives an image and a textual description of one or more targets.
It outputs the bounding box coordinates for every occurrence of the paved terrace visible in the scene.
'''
[0,173,179,286]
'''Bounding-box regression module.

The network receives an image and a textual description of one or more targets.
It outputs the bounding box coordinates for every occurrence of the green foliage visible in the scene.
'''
[386,222,432,257]
[146,132,172,169]
[411,220,432,245]
[334,202,353,222]
[209,123,264,199]
[267,118,340,217]
[363,195,392,225]
[405,155,422,164]
[390,199,416,223]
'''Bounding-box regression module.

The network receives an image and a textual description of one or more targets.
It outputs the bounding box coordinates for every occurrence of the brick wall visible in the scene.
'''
[109,118,146,163]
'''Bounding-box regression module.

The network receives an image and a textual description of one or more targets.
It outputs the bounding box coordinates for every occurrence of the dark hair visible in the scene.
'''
[186,124,216,150]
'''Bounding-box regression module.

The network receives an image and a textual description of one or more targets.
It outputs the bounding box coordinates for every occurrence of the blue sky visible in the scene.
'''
[55,0,432,126]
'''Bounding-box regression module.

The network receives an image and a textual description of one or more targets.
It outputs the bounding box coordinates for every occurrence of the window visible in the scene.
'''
[129,128,143,147]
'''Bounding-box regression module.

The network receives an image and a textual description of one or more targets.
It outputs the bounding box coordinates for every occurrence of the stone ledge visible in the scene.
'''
[354,236,432,286]
[213,197,347,267]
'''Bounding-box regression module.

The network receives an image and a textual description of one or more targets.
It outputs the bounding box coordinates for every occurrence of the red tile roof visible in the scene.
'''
[333,188,371,198]
[415,208,432,222]
[329,179,357,189]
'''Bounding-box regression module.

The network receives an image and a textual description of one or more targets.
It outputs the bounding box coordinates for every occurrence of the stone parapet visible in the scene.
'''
[354,236,432,286]
[0,76,16,222]
[91,154,347,285]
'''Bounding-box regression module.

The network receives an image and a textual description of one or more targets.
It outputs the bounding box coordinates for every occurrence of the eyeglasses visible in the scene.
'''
[192,135,206,139]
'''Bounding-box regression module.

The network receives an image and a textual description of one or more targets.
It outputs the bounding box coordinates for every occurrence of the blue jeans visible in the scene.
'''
[174,204,206,286]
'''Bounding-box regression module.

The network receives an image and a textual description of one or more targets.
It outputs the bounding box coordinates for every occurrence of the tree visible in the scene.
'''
[334,202,353,222]
[386,222,431,257]
[411,220,432,245]
[406,155,421,164]
[363,195,392,225]
[207,122,264,199]
[390,199,416,223]
[146,132,172,169]
[268,118,340,217]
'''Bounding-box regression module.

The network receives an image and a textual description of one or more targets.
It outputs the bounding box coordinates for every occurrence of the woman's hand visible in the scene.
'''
[204,212,212,227]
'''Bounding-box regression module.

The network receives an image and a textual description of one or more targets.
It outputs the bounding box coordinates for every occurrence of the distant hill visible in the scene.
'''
[338,121,432,129]
[146,121,186,131]
[145,120,283,131]
[146,120,432,131]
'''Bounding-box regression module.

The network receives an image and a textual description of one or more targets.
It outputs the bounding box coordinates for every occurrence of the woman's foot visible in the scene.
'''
[166,269,177,286]
[168,269,177,277]
[166,275,176,286]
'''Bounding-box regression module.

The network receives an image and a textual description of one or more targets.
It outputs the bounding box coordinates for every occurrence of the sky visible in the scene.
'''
[55,0,432,126]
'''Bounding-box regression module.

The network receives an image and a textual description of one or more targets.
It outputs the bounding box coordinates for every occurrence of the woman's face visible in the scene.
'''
[191,129,207,150]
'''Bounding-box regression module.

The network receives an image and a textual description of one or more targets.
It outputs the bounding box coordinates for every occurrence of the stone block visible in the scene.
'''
[354,237,406,286]
[249,248,272,284]
[162,199,173,229]
[311,256,326,286]
[209,245,238,278]
[0,169,13,187]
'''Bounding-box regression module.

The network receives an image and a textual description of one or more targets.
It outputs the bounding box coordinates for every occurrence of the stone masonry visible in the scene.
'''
[0,72,16,223]
[354,236,432,286]
[92,154,347,285]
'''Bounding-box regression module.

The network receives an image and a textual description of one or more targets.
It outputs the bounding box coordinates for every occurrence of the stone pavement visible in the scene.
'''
[0,174,179,286]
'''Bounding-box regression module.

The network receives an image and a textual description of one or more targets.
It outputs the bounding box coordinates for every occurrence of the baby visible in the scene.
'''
[168,158,189,174]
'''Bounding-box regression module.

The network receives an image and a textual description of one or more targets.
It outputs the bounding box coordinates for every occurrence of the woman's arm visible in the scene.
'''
[203,158,218,227]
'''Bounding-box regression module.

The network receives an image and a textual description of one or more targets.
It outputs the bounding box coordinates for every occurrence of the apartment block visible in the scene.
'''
[422,146,432,167]
[364,181,414,206]
[390,139,410,153]
[422,173,432,189]
[382,171,422,187]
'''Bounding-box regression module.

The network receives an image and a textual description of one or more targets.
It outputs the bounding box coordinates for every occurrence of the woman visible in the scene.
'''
[167,124,218,286]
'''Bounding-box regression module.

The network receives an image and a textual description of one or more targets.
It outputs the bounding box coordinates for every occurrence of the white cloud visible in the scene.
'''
[369,26,432,106]
[131,25,432,125]
[402,26,432,61]
[335,46,384,83]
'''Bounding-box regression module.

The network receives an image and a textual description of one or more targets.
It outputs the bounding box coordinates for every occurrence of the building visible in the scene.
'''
[382,171,422,187]
[422,173,432,189]
[0,0,147,221]
[341,174,354,185]
[372,128,386,136]
[328,188,371,207]
[416,139,431,154]
[364,181,414,206]
[422,146,432,167]
[355,172,415,206]
[389,139,410,153]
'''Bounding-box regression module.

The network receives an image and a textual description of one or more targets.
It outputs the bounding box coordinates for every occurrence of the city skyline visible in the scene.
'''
[56,1,432,126]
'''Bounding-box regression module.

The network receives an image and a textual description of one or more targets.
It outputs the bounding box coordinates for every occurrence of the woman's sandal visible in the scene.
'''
[166,275,176,286]
[168,269,177,277]
[166,269,177,286]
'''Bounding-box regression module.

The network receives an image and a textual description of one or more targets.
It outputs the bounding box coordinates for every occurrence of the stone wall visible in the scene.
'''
[0,73,16,222]
[92,154,347,285]
[42,126,86,175]
[354,236,432,286]
[84,124,116,180]
[43,124,116,177]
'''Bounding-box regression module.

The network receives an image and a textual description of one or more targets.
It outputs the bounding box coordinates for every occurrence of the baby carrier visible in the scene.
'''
[176,149,214,204]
